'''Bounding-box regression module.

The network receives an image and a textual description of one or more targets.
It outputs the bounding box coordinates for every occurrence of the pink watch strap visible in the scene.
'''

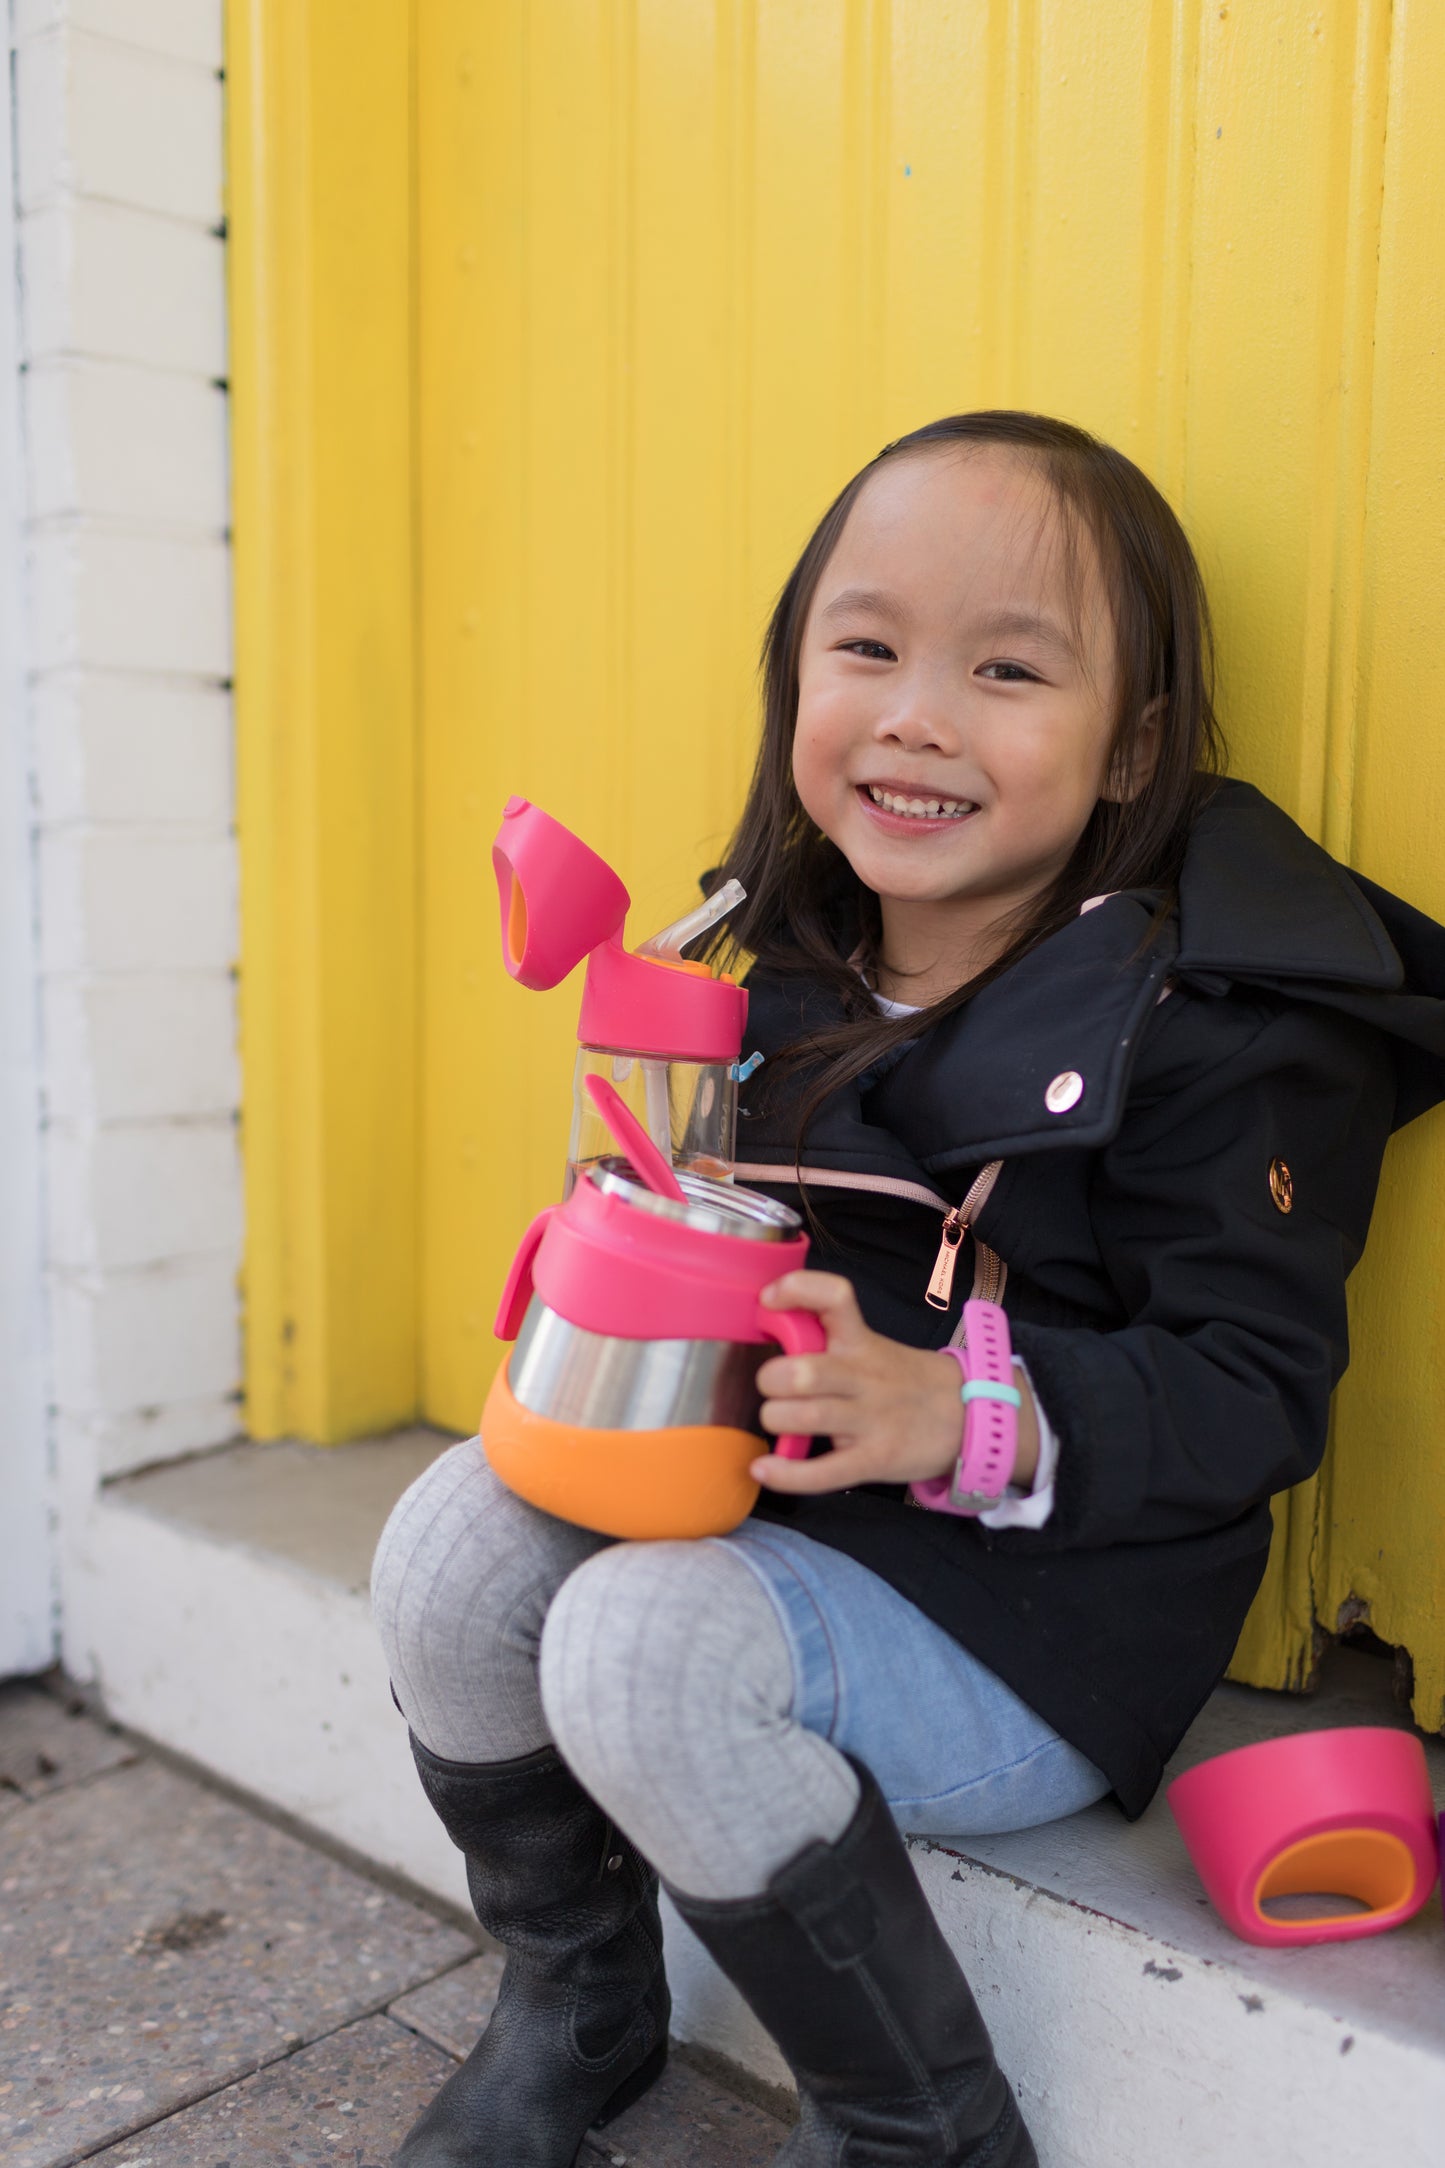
[909,1299,1020,1516]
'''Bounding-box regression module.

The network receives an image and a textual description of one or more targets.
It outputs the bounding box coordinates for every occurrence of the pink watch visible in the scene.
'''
[909,1299,1020,1516]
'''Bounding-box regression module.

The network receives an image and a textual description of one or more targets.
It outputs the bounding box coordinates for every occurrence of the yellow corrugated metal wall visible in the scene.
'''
[233,1,1445,1724]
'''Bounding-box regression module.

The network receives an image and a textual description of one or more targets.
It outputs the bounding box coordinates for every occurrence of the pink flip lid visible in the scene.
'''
[493,797,747,1062]
[493,797,630,989]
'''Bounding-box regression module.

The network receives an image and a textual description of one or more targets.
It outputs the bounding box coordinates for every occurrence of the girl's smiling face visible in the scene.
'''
[792,447,1133,998]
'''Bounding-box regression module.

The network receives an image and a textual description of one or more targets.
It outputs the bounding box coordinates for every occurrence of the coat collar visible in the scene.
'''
[1175,781,1402,988]
[738,777,1443,1184]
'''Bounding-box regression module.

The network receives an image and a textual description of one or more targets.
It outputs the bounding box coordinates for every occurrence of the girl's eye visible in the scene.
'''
[978,660,1041,683]
[839,639,896,662]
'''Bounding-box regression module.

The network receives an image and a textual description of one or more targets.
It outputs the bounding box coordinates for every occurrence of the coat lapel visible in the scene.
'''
[868,893,1175,1171]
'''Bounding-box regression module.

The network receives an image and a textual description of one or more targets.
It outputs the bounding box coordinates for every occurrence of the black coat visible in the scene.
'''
[733,779,1445,1816]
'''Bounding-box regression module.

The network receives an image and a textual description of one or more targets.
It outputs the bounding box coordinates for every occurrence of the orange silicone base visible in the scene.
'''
[481,1362,762,1540]
[1254,1827,1419,1928]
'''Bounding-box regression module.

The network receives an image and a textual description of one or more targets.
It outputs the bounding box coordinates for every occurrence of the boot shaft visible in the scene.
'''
[410,1735,663,1980]
[672,1761,1036,2167]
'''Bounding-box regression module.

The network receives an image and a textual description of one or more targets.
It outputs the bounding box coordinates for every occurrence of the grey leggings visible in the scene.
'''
[371,1440,861,1900]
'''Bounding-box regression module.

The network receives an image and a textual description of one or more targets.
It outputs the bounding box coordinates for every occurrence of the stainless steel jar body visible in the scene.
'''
[504,1161,804,1435]
[508,1296,766,1433]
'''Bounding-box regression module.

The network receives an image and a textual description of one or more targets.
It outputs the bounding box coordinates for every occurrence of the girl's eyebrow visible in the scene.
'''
[817,585,908,624]
[973,606,1074,653]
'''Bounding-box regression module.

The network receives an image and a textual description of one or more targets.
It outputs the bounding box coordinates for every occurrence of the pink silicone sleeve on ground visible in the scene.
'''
[1167,1726,1438,1947]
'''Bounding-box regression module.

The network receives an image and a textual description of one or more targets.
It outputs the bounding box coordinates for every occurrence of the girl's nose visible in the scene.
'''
[875,702,957,755]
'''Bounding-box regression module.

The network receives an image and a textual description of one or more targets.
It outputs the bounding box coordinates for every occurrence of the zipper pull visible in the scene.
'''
[925,1208,967,1310]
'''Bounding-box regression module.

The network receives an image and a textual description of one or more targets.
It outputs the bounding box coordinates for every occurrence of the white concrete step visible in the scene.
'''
[85,1431,1445,2168]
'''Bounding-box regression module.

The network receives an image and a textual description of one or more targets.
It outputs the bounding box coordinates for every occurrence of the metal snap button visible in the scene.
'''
[1269,1158,1293,1213]
[1045,1071,1084,1114]
[606,1853,624,1872]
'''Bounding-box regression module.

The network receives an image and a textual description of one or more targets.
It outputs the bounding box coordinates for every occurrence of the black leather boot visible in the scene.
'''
[670,1761,1037,2166]
[394,1735,670,2167]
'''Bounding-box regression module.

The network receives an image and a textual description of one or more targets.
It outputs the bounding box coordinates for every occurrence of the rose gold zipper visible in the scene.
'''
[733,1158,1005,1312]
[923,1160,1003,1310]
[967,1231,1007,1310]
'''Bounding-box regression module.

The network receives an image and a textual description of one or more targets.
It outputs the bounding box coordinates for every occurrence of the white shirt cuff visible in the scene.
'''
[977,1356,1057,1531]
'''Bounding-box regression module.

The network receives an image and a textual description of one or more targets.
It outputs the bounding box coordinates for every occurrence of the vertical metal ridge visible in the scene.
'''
[977,0,1040,405]
[1005,0,1039,401]
[1311,0,1445,1739]
[842,0,891,450]
[869,0,893,443]
[517,7,534,743]
[1291,0,1391,857]
[724,0,757,810]
[977,0,1009,400]
[842,0,866,445]
[1313,0,1393,866]
[233,0,419,1439]
[1143,0,1199,501]
[406,0,424,1368]
[606,0,639,861]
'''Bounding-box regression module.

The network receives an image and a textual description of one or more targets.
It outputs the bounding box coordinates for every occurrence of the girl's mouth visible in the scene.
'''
[857,783,979,831]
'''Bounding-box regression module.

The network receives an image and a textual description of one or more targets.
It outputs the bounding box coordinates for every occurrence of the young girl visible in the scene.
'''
[371,413,1445,2168]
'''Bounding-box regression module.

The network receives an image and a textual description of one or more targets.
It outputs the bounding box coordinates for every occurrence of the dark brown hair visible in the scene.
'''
[706,411,1226,1135]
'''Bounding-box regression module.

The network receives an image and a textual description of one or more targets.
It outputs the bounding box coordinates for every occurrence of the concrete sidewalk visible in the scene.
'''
[0,1678,788,2168]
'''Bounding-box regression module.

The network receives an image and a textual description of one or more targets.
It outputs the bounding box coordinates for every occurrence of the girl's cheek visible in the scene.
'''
[792,723,844,825]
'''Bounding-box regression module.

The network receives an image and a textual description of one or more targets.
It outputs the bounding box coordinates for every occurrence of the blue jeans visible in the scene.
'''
[718,1521,1109,1836]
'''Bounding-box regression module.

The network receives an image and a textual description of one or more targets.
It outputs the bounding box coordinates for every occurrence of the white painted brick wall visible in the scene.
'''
[49,1256,240,1417]
[1,0,56,1675]
[38,830,236,973]
[41,971,238,1124]
[20,199,227,373]
[24,363,227,527]
[28,527,231,673]
[46,1121,242,1271]
[14,1,222,71]
[31,673,232,827]
[8,0,242,1648]
[15,30,224,224]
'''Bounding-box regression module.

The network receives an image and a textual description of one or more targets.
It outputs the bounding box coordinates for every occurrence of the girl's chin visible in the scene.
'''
[844,846,992,907]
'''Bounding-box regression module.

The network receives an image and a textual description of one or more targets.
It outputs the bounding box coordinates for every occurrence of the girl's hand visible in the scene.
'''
[752,1271,1040,1496]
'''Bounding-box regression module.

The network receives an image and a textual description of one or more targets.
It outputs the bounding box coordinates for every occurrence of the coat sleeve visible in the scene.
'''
[1002,996,1397,1550]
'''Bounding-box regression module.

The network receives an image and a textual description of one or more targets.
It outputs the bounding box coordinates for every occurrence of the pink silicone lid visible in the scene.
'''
[492,798,630,990]
[578,935,747,1064]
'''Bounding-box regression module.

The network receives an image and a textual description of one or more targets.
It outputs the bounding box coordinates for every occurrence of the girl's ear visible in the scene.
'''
[1101,695,1165,803]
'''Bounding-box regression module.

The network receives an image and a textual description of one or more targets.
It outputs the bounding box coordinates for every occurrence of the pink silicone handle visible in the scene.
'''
[494,1207,555,1340]
[582,1073,687,1203]
[758,1303,826,1460]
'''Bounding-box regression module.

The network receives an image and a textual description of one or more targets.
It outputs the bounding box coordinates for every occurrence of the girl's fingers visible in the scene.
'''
[759,1271,869,1343]
[756,1395,857,1438]
[754,1352,855,1400]
[749,1438,882,1494]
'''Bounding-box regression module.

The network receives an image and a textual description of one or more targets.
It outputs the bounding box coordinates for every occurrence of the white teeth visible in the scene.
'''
[867,784,974,820]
